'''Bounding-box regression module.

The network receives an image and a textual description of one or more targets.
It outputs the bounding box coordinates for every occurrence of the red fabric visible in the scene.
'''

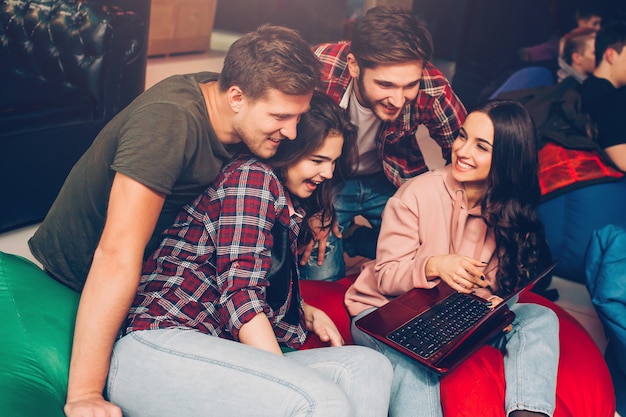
[299,277,616,417]
[538,142,623,197]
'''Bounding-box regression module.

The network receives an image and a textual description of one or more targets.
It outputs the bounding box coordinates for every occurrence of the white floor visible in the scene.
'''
[0,29,612,378]
[143,30,240,88]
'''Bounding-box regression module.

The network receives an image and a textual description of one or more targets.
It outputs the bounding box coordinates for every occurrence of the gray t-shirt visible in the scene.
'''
[29,72,232,291]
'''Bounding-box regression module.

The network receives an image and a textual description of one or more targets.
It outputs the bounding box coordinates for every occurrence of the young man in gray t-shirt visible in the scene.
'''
[28,25,321,417]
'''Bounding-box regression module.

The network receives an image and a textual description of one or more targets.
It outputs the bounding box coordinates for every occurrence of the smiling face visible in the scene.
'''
[232,88,312,159]
[451,111,494,200]
[283,132,344,199]
[347,55,423,122]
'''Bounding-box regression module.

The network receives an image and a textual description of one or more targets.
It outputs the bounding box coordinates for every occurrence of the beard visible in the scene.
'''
[233,124,281,160]
[355,76,404,122]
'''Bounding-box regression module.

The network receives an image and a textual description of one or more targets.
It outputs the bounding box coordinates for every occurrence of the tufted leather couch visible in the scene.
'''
[0,0,150,232]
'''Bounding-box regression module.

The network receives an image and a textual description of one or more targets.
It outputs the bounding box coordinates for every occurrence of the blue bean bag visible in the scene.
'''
[586,224,626,415]
[538,178,626,282]
[0,251,79,417]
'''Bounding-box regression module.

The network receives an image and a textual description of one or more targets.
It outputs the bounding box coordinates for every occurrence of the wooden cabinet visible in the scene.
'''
[363,0,413,10]
[148,0,218,56]
[213,0,348,45]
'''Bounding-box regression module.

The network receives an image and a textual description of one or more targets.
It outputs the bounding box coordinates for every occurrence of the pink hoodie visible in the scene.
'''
[345,165,499,317]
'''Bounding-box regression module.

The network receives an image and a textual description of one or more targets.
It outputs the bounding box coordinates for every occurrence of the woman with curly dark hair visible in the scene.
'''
[478,99,553,296]
[346,99,559,417]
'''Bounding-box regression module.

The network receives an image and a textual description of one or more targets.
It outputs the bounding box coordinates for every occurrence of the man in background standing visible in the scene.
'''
[300,6,466,282]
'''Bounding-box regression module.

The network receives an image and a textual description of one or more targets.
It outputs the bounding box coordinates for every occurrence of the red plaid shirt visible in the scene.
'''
[126,156,308,348]
[314,41,467,187]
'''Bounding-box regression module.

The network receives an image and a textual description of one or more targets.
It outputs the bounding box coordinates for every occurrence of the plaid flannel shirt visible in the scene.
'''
[126,156,308,348]
[314,41,467,187]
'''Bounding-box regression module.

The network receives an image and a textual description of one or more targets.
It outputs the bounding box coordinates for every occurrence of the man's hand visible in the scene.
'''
[65,394,122,417]
[299,214,341,266]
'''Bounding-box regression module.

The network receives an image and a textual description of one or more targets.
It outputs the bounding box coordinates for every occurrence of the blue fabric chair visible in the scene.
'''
[489,66,555,98]
[538,178,626,282]
[585,224,626,415]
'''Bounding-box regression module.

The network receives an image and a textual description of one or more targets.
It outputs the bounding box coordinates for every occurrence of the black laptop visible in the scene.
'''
[355,262,557,375]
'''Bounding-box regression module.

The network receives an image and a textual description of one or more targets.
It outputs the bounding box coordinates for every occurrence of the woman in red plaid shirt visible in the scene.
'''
[105,92,393,417]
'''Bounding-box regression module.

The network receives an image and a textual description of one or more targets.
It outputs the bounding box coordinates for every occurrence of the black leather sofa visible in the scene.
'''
[0,0,150,232]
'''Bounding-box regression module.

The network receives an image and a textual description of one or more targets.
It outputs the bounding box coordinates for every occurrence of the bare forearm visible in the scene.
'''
[65,172,165,416]
[238,313,283,355]
[66,249,143,402]
[605,144,626,171]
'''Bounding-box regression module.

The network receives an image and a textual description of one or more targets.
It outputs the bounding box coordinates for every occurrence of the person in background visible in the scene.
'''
[300,5,467,282]
[519,3,602,72]
[106,91,393,417]
[517,19,626,285]
[346,100,559,417]
[28,25,322,417]
[557,27,597,83]
[575,4,602,31]
[581,20,626,171]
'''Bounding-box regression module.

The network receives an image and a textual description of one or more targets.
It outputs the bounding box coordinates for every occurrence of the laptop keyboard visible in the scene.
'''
[387,292,491,359]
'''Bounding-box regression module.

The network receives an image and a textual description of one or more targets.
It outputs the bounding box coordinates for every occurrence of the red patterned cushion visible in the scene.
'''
[538,142,623,199]
[299,277,616,417]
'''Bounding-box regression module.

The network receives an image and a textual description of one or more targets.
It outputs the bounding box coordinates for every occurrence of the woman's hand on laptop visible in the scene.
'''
[426,255,491,293]
[486,295,504,308]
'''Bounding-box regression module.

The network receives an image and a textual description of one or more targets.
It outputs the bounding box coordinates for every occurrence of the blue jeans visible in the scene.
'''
[299,172,397,281]
[107,329,393,417]
[351,303,560,417]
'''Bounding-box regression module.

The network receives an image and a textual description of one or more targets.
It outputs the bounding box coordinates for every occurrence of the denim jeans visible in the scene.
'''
[351,303,560,417]
[107,329,393,417]
[299,172,397,281]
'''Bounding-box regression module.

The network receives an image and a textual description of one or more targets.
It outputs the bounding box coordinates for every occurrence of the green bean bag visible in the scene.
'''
[0,251,79,417]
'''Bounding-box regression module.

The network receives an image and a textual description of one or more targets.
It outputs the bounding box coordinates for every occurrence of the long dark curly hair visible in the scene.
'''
[476,100,552,296]
[268,91,358,247]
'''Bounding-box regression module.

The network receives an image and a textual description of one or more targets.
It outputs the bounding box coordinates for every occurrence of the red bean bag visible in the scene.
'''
[1,250,613,417]
[299,276,616,417]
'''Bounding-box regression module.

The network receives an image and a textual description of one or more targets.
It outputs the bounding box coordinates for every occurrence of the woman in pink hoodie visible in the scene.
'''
[345,100,559,417]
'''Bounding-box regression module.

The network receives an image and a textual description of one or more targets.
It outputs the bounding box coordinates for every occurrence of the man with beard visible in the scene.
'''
[300,6,467,281]
[28,25,321,417]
